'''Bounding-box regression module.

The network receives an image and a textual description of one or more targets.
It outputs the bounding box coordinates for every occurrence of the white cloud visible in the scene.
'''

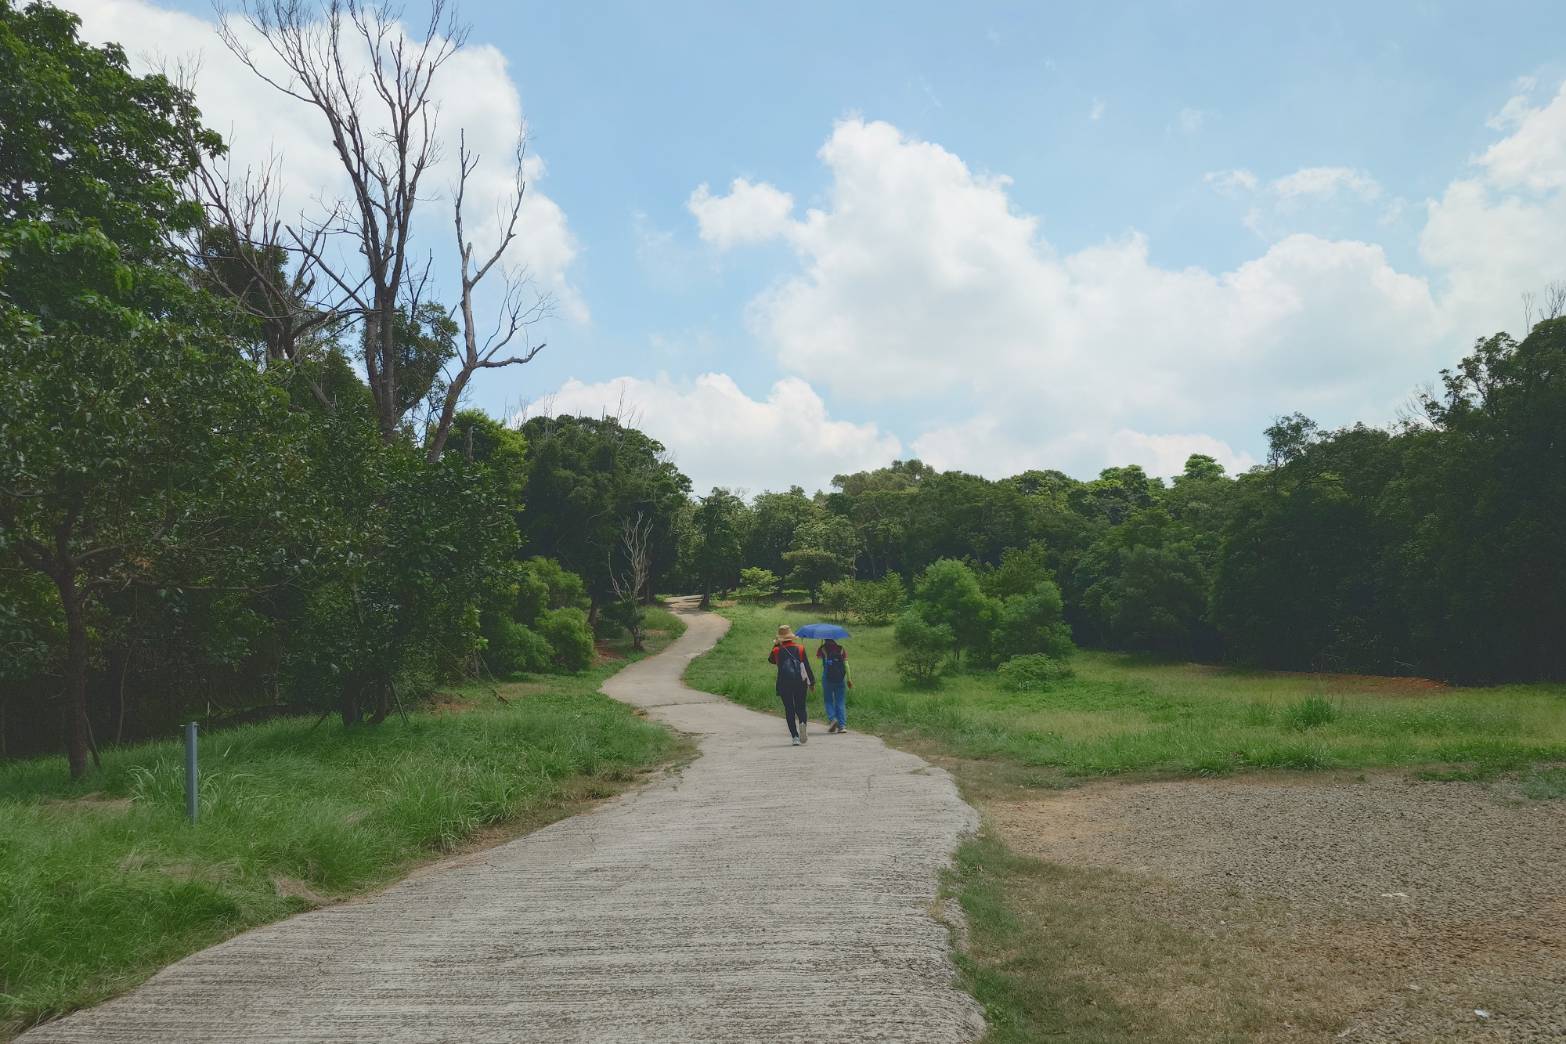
[1089,98,1106,121]
[687,179,797,249]
[1205,168,1258,194]
[60,0,586,320]
[684,106,1566,478]
[533,374,901,494]
[1271,166,1382,202]
[1476,80,1566,191]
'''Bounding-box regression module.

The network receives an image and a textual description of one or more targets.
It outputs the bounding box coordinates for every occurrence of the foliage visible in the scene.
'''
[736,567,779,602]
[849,572,906,625]
[996,654,1075,692]
[894,611,954,687]
[515,415,690,612]
[911,560,998,665]
[537,608,595,673]
[689,487,749,605]
[994,581,1075,663]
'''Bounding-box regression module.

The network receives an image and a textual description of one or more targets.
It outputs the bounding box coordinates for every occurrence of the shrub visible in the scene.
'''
[850,572,906,625]
[996,653,1075,691]
[994,579,1075,662]
[538,607,596,672]
[483,618,552,676]
[737,567,779,602]
[895,611,954,687]
[819,579,854,618]
[912,560,998,665]
[1283,695,1337,730]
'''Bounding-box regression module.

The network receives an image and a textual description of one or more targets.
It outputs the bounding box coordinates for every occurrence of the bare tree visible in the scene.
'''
[1522,280,1566,333]
[425,132,548,462]
[191,155,345,408]
[609,513,653,651]
[214,0,547,445]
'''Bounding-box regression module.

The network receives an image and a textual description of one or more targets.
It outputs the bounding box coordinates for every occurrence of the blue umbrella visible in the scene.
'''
[795,622,852,640]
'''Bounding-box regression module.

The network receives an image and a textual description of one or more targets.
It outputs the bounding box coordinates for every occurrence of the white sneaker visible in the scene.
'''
[791,736,800,746]
[799,719,808,743]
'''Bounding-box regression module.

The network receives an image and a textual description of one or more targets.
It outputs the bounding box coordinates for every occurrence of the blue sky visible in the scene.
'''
[69,0,1566,492]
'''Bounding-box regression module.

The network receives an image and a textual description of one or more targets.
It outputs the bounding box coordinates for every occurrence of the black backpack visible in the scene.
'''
[822,651,846,683]
[777,643,809,686]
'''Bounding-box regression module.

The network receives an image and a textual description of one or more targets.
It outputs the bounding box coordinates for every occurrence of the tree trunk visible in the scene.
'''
[699,584,712,610]
[58,575,91,779]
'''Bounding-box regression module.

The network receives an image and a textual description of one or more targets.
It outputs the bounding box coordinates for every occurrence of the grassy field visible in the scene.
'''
[0,609,687,1037]
[686,603,1566,780]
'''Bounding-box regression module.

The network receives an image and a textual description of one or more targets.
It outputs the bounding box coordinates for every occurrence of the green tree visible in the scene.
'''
[783,514,858,601]
[744,487,818,583]
[690,488,750,608]
[516,415,691,614]
[911,560,999,666]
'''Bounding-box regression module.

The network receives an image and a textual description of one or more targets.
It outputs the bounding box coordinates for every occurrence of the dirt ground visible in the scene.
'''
[987,773,1565,1043]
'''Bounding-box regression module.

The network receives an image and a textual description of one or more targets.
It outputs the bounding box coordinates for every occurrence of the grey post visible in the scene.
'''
[184,721,199,823]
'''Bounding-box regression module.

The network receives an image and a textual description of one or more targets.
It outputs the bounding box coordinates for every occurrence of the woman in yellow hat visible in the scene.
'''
[768,624,816,746]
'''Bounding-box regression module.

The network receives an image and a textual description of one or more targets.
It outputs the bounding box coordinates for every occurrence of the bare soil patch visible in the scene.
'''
[987,774,1565,1041]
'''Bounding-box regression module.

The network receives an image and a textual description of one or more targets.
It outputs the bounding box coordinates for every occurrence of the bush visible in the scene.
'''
[996,653,1075,691]
[482,618,552,676]
[1283,695,1337,730]
[850,572,906,625]
[737,567,779,602]
[819,579,854,618]
[894,611,954,687]
[538,607,596,672]
[994,580,1075,662]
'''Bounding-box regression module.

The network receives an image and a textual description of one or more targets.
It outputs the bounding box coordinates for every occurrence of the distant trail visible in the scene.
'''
[24,599,983,1043]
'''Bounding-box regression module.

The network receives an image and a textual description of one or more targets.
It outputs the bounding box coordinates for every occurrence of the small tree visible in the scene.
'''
[784,547,852,603]
[608,514,653,650]
[894,611,953,687]
[737,567,779,602]
[912,560,999,666]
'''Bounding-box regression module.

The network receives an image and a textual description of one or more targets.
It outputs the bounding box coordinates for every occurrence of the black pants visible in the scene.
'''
[778,686,808,738]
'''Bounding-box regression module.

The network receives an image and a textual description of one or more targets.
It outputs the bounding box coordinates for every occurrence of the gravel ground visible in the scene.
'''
[989,773,1566,1043]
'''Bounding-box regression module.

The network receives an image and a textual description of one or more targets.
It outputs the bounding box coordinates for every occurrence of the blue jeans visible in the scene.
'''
[822,679,847,726]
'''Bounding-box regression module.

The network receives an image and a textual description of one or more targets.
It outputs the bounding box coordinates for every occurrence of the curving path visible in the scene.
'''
[24,600,983,1043]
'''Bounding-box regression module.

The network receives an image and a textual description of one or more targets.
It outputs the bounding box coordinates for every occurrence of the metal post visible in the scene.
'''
[184,721,199,823]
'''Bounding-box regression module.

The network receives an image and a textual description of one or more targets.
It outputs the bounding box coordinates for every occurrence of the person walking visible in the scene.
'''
[769,624,815,746]
[816,638,851,733]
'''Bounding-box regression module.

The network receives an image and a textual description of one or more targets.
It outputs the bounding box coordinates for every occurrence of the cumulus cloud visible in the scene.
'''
[1271,166,1382,202]
[61,0,586,320]
[688,179,796,249]
[1476,80,1566,191]
[687,101,1566,478]
[533,374,901,494]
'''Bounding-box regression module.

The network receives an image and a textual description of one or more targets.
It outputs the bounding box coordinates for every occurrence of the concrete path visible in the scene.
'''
[25,601,984,1043]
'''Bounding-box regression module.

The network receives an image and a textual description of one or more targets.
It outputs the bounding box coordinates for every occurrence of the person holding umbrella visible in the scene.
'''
[797,623,852,734]
[769,624,816,745]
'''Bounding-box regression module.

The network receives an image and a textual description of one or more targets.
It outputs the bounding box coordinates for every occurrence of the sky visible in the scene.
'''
[63,0,1566,494]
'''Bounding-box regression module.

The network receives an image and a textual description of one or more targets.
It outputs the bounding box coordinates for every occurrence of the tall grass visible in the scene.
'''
[686,604,1566,779]
[0,621,685,1035]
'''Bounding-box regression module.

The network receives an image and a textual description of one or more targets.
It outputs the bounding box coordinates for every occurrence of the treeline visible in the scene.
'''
[0,3,692,772]
[674,319,1566,685]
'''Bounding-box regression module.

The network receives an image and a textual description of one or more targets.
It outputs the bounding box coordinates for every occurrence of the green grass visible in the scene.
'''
[687,603,1566,779]
[0,619,687,1036]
